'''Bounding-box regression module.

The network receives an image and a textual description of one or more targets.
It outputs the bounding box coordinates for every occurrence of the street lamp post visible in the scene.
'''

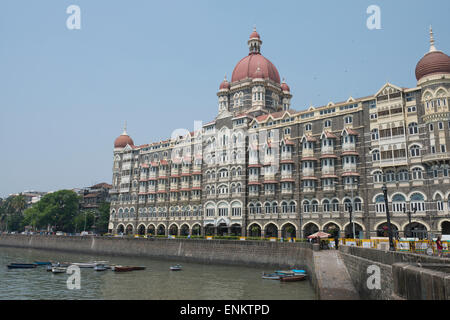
[382,184,396,251]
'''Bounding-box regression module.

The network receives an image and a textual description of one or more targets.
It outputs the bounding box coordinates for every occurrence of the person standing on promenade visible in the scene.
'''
[436,235,443,257]
[334,234,339,250]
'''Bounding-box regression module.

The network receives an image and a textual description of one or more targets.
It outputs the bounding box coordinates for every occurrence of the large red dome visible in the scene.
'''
[415,50,450,81]
[231,53,281,83]
[114,134,134,148]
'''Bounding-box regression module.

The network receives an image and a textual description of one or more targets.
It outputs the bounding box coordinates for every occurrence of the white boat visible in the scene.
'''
[170,264,182,271]
[94,264,108,271]
[71,262,96,268]
[52,266,67,273]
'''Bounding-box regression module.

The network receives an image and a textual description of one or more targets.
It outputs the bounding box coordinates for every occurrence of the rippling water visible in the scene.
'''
[0,247,316,300]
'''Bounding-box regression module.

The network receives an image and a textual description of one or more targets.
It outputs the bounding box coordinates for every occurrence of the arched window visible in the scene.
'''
[332,199,339,212]
[410,145,421,157]
[412,167,423,180]
[289,201,296,213]
[323,199,330,212]
[410,193,425,212]
[354,198,362,211]
[373,170,384,183]
[303,200,310,213]
[397,169,409,182]
[311,200,319,212]
[265,202,271,214]
[392,194,406,212]
[371,129,379,140]
[385,170,396,182]
[435,194,444,211]
[249,203,255,214]
[375,195,386,213]
[372,150,380,161]
[281,201,289,213]
[408,122,418,135]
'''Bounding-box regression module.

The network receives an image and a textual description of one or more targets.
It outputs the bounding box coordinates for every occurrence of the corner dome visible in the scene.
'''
[219,76,230,90]
[415,26,450,81]
[415,51,450,81]
[114,125,134,148]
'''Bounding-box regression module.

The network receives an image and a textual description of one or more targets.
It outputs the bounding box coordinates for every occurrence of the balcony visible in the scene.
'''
[281,172,293,179]
[422,152,450,162]
[303,187,315,193]
[281,189,293,195]
[249,175,259,182]
[342,163,357,172]
[122,163,132,170]
[281,153,293,161]
[344,184,358,191]
[302,168,314,176]
[342,143,356,152]
[119,188,129,193]
[323,185,336,192]
[158,170,168,178]
[302,149,314,157]
[322,167,335,175]
[321,146,334,154]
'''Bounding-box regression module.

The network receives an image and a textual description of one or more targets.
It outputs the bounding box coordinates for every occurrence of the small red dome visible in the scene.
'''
[114,134,134,148]
[249,30,260,39]
[415,51,450,81]
[219,78,230,90]
[231,54,280,83]
[281,81,290,92]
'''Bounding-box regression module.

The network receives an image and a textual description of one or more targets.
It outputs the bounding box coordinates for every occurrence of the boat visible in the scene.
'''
[51,266,67,273]
[291,269,306,275]
[262,272,281,280]
[279,274,306,282]
[113,265,146,272]
[71,262,96,268]
[94,264,108,271]
[52,262,70,267]
[274,270,295,276]
[46,265,53,272]
[170,264,182,271]
[34,261,52,265]
[7,263,37,269]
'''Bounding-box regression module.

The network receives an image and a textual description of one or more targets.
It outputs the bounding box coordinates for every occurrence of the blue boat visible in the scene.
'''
[291,269,306,274]
[34,261,52,266]
[7,263,37,269]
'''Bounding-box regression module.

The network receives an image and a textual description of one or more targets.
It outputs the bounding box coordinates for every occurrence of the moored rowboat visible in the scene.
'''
[113,266,146,272]
[279,274,306,282]
[262,272,280,280]
[51,267,67,273]
[7,263,37,269]
[170,264,182,271]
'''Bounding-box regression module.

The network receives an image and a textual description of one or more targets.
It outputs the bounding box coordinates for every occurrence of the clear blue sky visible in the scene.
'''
[0,0,449,197]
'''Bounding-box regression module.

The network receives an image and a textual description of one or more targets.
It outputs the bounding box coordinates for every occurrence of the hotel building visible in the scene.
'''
[108,28,450,239]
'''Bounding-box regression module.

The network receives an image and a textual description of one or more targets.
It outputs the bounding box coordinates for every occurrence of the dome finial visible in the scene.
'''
[429,25,437,52]
[122,121,127,135]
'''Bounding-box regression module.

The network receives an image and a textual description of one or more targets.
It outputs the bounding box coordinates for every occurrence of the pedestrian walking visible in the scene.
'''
[334,236,339,250]
[436,235,443,257]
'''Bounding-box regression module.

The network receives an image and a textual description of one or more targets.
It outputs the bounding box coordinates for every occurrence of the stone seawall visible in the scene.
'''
[0,234,313,269]
[339,246,450,300]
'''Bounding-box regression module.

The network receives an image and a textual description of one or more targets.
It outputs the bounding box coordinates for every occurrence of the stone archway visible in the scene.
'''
[230,224,242,236]
[157,225,166,236]
[281,223,296,239]
[125,224,134,235]
[138,224,146,235]
[376,222,399,238]
[147,225,155,236]
[192,224,201,236]
[117,224,125,234]
[303,223,319,237]
[442,221,450,235]
[217,223,228,236]
[180,224,190,236]
[404,222,428,240]
[264,223,278,238]
[204,224,214,236]
[248,223,261,237]
[323,222,340,238]
[169,224,178,236]
[344,223,363,239]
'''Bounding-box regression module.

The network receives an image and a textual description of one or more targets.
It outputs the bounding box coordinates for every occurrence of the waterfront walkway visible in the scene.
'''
[313,250,360,300]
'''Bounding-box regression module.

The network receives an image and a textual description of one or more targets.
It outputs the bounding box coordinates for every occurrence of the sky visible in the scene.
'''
[0,0,449,197]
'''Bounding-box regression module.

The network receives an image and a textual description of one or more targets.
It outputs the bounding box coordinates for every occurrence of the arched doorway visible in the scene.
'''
[147,225,155,236]
[404,222,428,240]
[323,222,340,238]
[157,225,166,236]
[230,224,242,236]
[376,222,399,238]
[265,223,278,238]
[344,223,363,239]
[281,223,296,239]
[138,224,146,235]
[125,224,134,235]
[304,223,319,238]
[217,223,228,236]
[117,224,124,234]
[248,224,261,237]
[169,224,178,236]
[442,221,450,235]
[205,224,214,236]
[180,224,189,236]
[192,224,201,236]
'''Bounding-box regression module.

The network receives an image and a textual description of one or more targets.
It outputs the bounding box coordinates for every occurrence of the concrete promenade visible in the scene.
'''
[312,250,360,300]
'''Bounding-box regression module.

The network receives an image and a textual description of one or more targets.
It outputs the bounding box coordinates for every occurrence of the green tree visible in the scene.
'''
[74,210,95,232]
[95,202,111,234]
[23,190,80,232]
